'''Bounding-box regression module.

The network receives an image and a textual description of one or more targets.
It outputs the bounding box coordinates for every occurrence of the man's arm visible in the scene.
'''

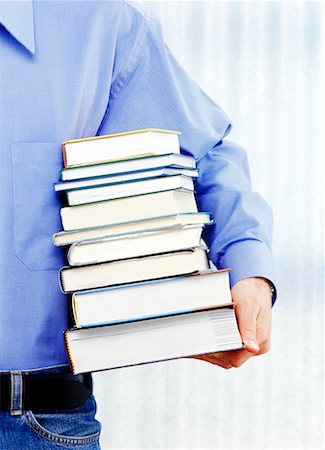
[188,136,275,368]
[194,138,275,292]
[97,2,276,368]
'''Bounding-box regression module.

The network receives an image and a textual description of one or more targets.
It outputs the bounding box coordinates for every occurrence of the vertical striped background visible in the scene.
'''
[94,2,324,448]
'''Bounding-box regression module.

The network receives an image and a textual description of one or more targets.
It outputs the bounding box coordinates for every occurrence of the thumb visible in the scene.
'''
[236,304,260,354]
[243,336,260,354]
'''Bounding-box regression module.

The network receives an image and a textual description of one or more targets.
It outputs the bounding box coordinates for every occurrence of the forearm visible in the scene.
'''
[194,138,277,302]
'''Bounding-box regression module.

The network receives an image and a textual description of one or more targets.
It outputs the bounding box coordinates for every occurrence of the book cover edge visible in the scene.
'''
[63,129,181,146]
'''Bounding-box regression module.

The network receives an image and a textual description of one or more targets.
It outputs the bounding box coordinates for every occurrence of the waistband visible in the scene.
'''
[0,370,93,414]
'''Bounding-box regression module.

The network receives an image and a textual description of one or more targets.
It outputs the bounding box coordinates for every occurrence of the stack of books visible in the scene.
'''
[53,129,243,374]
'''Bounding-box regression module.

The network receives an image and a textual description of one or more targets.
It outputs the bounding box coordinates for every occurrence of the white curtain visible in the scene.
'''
[94,2,324,448]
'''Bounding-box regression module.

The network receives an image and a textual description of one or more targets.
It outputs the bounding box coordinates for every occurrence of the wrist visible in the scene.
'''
[260,277,275,295]
[232,277,274,306]
[252,277,275,306]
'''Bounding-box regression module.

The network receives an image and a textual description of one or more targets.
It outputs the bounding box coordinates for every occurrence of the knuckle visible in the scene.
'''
[259,340,271,354]
[232,361,243,368]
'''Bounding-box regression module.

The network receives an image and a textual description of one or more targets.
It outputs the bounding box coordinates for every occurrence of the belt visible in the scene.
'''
[0,372,92,413]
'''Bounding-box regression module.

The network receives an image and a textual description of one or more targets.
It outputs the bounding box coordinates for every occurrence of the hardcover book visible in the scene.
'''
[53,212,213,247]
[65,174,194,206]
[67,224,204,266]
[55,167,198,192]
[62,129,181,167]
[64,306,243,374]
[60,189,198,231]
[60,153,196,181]
[59,247,209,293]
[71,269,232,328]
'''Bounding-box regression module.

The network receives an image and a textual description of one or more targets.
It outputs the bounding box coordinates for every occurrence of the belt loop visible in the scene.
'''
[10,371,23,416]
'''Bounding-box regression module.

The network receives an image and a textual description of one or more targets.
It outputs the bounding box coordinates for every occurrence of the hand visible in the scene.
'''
[191,277,273,369]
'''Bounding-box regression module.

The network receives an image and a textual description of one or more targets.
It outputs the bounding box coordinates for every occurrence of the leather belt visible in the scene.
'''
[0,372,92,413]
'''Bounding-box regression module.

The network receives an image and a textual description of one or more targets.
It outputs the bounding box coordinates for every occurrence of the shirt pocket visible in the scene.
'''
[11,142,66,271]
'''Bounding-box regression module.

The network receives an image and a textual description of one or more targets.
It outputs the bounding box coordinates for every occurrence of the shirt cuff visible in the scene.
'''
[214,241,277,305]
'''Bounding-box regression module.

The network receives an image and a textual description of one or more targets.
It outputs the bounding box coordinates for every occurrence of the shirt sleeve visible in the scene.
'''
[97,2,277,302]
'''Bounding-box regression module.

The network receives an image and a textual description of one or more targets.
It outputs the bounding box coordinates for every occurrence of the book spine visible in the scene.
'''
[63,331,77,375]
[62,143,67,168]
[52,233,59,246]
[71,294,80,328]
[60,167,68,181]
[58,267,69,294]
[67,244,74,266]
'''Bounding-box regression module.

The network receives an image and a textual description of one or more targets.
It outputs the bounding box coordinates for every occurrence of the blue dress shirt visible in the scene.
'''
[0,0,275,371]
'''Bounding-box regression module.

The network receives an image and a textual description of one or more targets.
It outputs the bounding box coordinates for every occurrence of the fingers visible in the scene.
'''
[212,349,253,368]
[190,354,233,369]
[188,278,273,369]
[195,354,233,369]
[190,341,269,369]
[190,350,252,369]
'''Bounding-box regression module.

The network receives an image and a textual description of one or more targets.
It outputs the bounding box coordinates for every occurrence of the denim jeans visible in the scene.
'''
[0,366,101,449]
